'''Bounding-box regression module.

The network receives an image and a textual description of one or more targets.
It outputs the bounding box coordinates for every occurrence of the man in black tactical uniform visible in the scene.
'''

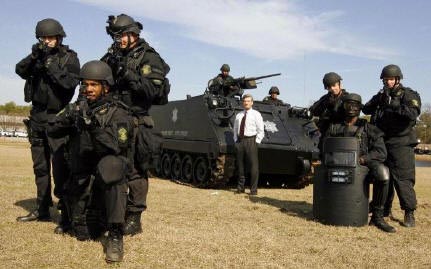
[324,93,395,233]
[262,86,286,106]
[102,14,170,235]
[48,60,134,262]
[15,18,80,222]
[209,64,239,97]
[363,65,421,227]
[310,72,348,135]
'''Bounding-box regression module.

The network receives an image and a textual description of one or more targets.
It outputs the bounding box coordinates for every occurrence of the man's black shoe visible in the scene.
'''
[369,216,396,233]
[16,210,50,222]
[105,226,124,263]
[402,210,415,227]
[234,189,245,194]
[124,212,142,236]
[249,191,258,196]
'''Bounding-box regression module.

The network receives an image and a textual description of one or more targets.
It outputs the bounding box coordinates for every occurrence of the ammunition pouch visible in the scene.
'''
[152,78,170,105]
[135,125,162,172]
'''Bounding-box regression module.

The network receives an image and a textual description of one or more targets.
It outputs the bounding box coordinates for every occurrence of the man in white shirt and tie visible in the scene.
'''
[234,94,265,195]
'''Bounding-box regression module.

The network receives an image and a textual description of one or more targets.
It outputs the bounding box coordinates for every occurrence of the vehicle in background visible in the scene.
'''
[13,130,28,138]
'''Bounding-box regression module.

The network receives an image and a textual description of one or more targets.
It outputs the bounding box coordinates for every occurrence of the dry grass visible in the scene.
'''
[416,154,431,161]
[1,139,431,268]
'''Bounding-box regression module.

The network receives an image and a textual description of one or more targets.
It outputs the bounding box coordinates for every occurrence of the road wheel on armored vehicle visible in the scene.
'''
[181,155,194,183]
[171,153,182,180]
[160,152,171,178]
[193,156,210,186]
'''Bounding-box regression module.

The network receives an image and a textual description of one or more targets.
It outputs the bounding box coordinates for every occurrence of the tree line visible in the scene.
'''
[0,102,31,116]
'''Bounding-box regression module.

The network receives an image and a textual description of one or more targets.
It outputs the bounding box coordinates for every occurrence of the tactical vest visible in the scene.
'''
[118,40,171,107]
[29,47,75,111]
[374,87,416,137]
[92,101,134,161]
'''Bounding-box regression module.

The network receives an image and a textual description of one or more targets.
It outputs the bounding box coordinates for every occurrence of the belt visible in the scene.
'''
[238,135,256,141]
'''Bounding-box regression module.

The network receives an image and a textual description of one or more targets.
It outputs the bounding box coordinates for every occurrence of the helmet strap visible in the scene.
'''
[56,36,63,47]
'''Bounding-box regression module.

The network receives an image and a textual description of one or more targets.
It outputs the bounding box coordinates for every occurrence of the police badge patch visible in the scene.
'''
[141,64,152,76]
[411,99,419,107]
[118,127,128,143]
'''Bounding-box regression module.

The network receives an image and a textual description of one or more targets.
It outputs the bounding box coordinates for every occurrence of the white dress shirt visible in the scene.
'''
[233,108,265,143]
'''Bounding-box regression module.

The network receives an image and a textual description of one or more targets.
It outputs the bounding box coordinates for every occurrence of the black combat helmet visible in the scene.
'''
[269,86,280,95]
[322,72,342,88]
[220,64,230,72]
[35,18,66,38]
[342,93,362,117]
[80,60,114,86]
[106,14,143,37]
[343,93,362,105]
[380,64,403,79]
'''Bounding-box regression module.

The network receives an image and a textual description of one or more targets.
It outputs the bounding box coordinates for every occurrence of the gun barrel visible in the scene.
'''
[246,73,281,81]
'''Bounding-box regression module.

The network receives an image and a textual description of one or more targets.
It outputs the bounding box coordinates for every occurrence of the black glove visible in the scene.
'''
[122,68,139,82]
[31,43,42,60]
[388,98,401,109]
[41,45,54,56]
[45,56,60,74]
[118,68,140,91]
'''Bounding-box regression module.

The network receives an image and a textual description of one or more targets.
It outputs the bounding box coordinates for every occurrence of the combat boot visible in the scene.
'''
[383,208,392,218]
[369,209,396,233]
[105,224,124,263]
[17,208,50,222]
[54,209,71,234]
[124,212,142,236]
[402,210,415,227]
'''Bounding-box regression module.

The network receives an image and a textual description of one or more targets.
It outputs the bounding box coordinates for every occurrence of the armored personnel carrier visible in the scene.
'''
[149,74,319,188]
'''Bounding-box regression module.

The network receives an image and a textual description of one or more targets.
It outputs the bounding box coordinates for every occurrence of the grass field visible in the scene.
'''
[1,140,430,268]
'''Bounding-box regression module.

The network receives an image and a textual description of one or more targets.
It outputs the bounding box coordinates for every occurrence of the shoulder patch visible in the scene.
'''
[141,64,152,75]
[411,99,419,107]
[97,107,108,115]
[118,127,128,143]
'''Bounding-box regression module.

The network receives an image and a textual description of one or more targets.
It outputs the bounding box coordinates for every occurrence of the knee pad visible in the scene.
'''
[97,155,128,185]
[372,163,390,182]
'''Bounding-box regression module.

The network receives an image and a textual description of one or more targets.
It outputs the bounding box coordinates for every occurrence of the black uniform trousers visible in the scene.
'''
[127,123,151,213]
[385,145,416,212]
[29,117,69,212]
[67,173,128,234]
[235,136,259,193]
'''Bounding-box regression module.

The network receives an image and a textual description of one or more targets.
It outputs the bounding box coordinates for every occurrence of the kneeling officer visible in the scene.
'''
[323,93,395,233]
[48,60,135,262]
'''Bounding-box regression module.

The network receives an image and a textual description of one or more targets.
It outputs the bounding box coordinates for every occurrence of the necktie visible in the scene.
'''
[239,111,247,138]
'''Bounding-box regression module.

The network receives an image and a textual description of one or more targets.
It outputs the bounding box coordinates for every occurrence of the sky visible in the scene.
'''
[1,0,430,107]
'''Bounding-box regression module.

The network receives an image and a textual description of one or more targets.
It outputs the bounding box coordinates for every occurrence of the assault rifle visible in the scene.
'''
[74,86,92,132]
